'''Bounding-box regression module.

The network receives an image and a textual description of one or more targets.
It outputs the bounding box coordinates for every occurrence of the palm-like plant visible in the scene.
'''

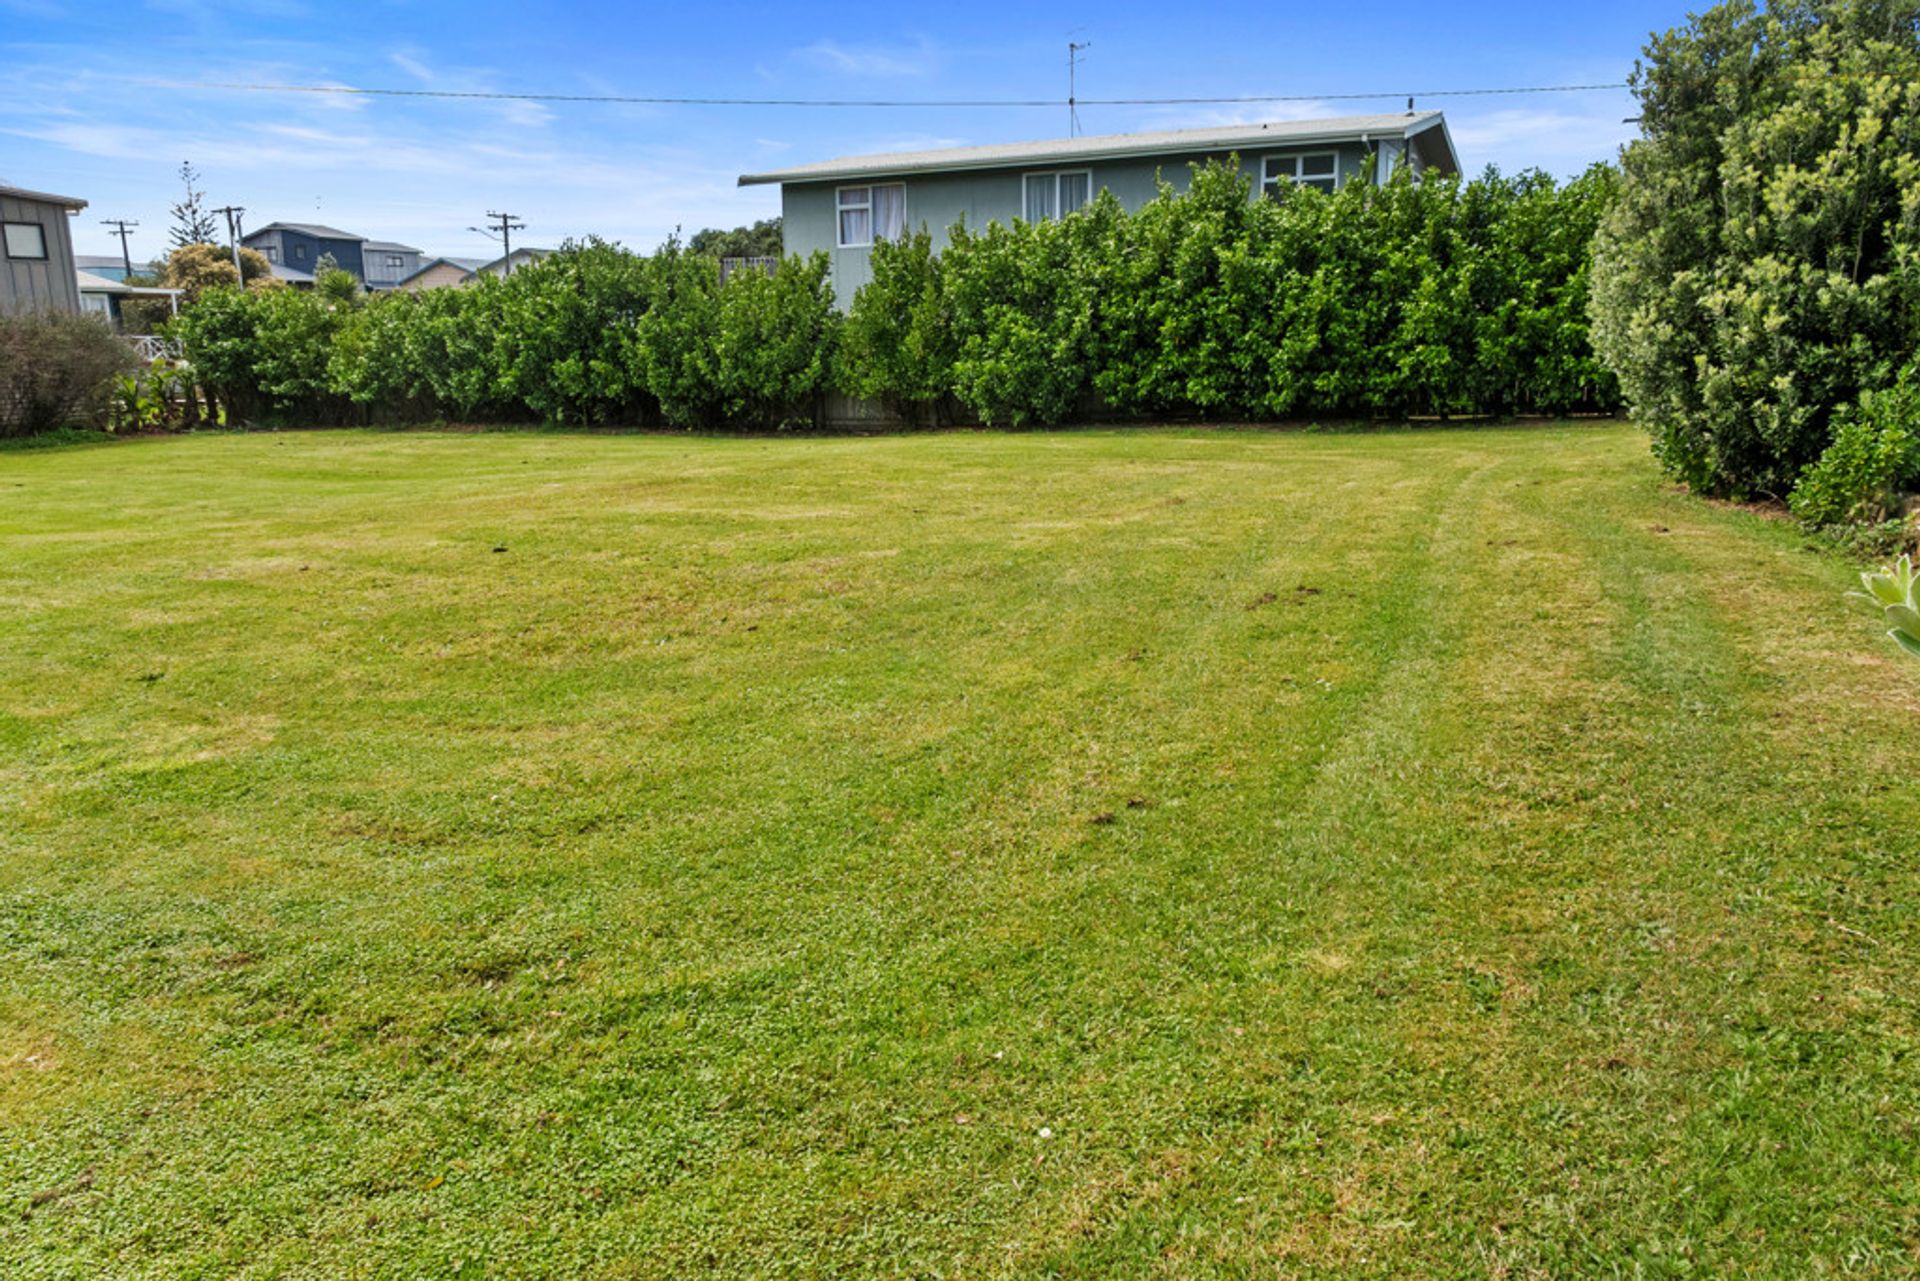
[1854,554,1920,658]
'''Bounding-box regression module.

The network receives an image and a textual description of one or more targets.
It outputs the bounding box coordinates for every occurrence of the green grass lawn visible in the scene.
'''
[2,424,1916,1278]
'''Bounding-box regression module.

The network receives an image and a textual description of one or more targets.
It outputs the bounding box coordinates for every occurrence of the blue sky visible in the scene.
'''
[2,0,1681,263]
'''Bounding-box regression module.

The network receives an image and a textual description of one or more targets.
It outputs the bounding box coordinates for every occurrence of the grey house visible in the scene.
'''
[1,182,87,314]
[361,239,426,290]
[740,112,1459,301]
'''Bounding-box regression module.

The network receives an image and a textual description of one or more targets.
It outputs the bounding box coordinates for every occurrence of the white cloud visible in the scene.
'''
[1130,99,1346,132]
[1446,95,1638,175]
[794,38,937,79]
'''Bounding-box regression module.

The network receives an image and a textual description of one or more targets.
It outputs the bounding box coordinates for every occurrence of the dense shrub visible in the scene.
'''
[846,161,1620,427]
[493,238,655,426]
[174,170,1620,433]
[0,310,138,437]
[942,205,1108,427]
[838,230,955,425]
[173,286,342,423]
[1789,371,1920,527]
[1591,0,1920,498]
[713,252,837,428]
[633,241,723,428]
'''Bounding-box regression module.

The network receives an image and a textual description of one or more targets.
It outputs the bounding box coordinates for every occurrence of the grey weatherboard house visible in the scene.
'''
[1,182,87,314]
[739,112,1460,302]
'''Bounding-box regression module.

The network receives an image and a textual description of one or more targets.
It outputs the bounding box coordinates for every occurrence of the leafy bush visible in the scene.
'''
[0,310,138,437]
[634,240,722,428]
[713,252,837,428]
[838,230,955,424]
[172,286,342,423]
[160,242,277,305]
[1590,0,1920,498]
[1788,373,1920,528]
[493,239,655,426]
[108,357,201,434]
[942,212,1101,427]
[844,161,1621,428]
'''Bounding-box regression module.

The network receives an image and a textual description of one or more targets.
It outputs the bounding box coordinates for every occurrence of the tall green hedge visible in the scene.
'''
[174,167,1621,432]
[854,162,1620,427]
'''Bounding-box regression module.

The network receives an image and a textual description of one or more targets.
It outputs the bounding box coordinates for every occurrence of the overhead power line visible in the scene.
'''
[170,79,1631,110]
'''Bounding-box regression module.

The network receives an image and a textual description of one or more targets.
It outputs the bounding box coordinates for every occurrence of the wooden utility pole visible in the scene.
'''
[101,219,139,277]
[469,210,528,275]
[213,205,246,280]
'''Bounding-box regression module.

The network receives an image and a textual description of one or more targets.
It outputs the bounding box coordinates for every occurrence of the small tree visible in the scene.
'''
[635,239,723,428]
[167,162,220,249]
[689,218,784,259]
[314,258,363,307]
[160,243,275,305]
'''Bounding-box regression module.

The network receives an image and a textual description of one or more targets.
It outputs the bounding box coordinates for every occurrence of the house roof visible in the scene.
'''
[75,270,181,298]
[269,263,317,284]
[363,240,423,254]
[245,221,364,242]
[0,182,87,210]
[739,112,1455,186]
[76,269,128,293]
[474,248,553,274]
[393,256,489,288]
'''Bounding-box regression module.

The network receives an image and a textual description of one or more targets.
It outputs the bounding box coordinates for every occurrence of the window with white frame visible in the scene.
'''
[1261,152,1339,199]
[1022,170,1093,222]
[263,245,279,263]
[837,183,905,248]
[2,221,48,260]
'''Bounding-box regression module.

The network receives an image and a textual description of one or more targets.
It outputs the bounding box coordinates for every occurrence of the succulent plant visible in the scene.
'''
[1853,554,1920,659]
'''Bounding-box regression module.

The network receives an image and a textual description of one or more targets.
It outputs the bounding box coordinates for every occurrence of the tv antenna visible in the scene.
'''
[1068,40,1091,136]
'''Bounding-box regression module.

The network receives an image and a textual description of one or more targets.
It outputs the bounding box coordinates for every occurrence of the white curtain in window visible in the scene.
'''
[872,184,905,242]
[837,187,872,247]
[1024,174,1056,223]
[1059,172,1091,215]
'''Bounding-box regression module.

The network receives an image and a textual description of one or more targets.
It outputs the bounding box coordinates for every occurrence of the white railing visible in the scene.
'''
[719,256,779,283]
[129,335,184,362]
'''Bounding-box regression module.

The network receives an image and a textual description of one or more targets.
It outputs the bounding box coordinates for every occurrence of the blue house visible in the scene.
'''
[242,222,367,283]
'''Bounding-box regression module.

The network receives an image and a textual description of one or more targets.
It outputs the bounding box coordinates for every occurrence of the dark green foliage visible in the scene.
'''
[1590,0,1920,498]
[493,238,655,426]
[942,211,1103,427]
[689,217,784,259]
[0,310,138,437]
[838,230,955,424]
[847,162,1621,427]
[175,170,1618,433]
[171,286,342,423]
[713,252,838,429]
[633,239,722,428]
[1789,370,1920,527]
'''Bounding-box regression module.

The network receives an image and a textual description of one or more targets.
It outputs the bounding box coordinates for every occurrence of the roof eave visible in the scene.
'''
[0,186,88,211]
[737,116,1442,187]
